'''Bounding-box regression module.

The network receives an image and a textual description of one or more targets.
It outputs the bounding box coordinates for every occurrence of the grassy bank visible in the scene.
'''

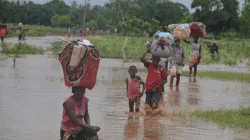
[192,108,250,129]
[6,24,67,37]
[112,67,250,82]
[2,42,44,55]
[84,36,250,66]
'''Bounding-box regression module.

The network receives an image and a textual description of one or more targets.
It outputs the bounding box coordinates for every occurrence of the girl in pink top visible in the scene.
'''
[126,66,145,113]
[60,87,100,140]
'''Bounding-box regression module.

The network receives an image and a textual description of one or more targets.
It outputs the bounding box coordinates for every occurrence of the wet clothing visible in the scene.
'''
[143,62,168,92]
[169,46,184,75]
[127,78,141,99]
[145,91,161,107]
[60,129,98,140]
[61,96,88,134]
[60,96,98,140]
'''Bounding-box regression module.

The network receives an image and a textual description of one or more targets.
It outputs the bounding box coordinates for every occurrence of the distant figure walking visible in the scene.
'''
[85,27,89,36]
[68,28,71,38]
[80,28,83,36]
[91,27,95,36]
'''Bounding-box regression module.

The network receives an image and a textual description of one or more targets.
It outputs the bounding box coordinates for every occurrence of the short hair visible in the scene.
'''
[128,65,137,71]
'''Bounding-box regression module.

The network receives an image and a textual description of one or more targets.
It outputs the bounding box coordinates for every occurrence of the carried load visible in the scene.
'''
[168,24,190,40]
[189,22,207,38]
[148,31,175,58]
[58,38,100,90]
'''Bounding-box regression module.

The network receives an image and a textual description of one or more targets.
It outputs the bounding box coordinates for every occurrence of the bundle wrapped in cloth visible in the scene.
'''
[148,32,175,58]
[168,24,190,40]
[58,38,100,90]
[189,22,207,38]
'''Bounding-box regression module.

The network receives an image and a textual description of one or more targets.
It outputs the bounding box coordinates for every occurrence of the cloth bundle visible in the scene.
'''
[168,24,190,40]
[58,39,100,90]
[189,22,207,38]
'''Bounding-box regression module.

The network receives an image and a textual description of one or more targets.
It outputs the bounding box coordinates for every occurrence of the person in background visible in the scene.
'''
[60,87,100,140]
[0,24,8,45]
[207,42,219,58]
[140,48,168,109]
[184,37,201,77]
[85,27,89,36]
[91,27,95,36]
[68,27,71,38]
[126,66,145,114]
[169,39,185,87]
[80,28,83,36]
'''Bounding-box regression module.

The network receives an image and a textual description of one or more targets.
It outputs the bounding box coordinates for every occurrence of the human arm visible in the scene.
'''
[137,76,145,96]
[140,48,149,68]
[63,102,100,132]
[184,39,191,45]
[126,78,128,97]
[84,103,90,125]
[63,101,92,130]
[152,67,168,91]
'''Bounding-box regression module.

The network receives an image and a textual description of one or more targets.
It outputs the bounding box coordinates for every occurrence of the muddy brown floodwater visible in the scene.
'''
[1,54,250,140]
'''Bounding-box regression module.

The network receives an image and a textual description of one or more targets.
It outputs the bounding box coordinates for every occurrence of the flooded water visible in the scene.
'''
[1,54,250,140]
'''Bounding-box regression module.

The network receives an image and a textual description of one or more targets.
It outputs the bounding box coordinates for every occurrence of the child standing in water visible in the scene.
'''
[140,48,168,109]
[126,66,145,114]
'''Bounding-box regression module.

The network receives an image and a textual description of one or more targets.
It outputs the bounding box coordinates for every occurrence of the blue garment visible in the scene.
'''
[153,31,174,45]
[159,60,166,68]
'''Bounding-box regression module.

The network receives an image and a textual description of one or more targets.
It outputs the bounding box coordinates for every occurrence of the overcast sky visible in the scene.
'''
[19,0,245,11]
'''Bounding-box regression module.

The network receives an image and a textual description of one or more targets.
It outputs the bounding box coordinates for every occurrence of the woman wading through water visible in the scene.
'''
[184,37,201,77]
[60,87,100,140]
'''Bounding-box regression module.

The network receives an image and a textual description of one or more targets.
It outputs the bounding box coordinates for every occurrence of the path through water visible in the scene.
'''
[0,54,250,140]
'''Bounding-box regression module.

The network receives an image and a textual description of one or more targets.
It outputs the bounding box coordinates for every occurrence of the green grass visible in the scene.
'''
[112,67,250,82]
[192,108,250,129]
[48,41,64,55]
[2,42,44,55]
[85,36,250,66]
[6,24,67,37]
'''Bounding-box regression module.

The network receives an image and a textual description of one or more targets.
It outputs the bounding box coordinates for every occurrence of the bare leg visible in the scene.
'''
[170,76,174,86]
[129,100,134,112]
[176,74,181,87]
[194,64,197,77]
[189,67,193,76]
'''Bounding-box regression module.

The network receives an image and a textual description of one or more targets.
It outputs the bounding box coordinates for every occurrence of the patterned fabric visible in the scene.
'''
[189,50,200,68]
[58,42,100,90]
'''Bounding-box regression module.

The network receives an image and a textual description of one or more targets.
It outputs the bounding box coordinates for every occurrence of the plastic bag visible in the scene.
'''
[189,22,207,38]
[148,38,175,58]
[172,24,190,40]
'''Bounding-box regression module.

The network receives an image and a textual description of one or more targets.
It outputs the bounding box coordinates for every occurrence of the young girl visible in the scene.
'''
[126,66,145,113]
[60,87,100,140]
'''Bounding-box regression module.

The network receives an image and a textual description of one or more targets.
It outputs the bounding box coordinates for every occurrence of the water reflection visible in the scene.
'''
[187,77,200,105]
[143,116,163,140]
[124,116,140,140]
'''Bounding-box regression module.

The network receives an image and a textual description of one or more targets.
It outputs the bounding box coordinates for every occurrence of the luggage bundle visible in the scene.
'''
[149,31,175,58]
[168,22,207,39]
[58,38,100,90]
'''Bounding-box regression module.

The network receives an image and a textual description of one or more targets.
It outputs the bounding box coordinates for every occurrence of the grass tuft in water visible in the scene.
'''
[49,41,64,55]
[192,108,250,129]
[2,43,44,55]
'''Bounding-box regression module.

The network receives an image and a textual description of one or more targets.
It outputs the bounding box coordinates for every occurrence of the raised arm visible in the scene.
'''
[184,39,191,45]
[137,76,145,96]
[140,49,149,64]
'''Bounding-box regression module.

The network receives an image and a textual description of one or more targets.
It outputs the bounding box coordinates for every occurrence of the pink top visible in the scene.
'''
[61,96,89,134]
[127,78,141,99]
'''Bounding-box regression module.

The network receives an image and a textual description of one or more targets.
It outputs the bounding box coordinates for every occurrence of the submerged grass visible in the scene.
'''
[49,41,64,55]
[2,42,44,55]
[192,108,250,129]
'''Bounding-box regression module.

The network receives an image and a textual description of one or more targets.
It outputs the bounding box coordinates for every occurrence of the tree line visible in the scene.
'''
[0,0,250,37]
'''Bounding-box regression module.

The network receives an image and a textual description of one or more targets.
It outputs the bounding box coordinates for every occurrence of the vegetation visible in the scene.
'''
[1,0,250,37]
[83,36,250,66]
[2,43,44,55]
[49,41,64,55]
[112,67,250,82]
[192,108,250,129]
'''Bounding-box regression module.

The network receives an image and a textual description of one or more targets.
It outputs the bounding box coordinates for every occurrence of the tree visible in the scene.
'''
[240,0,250,37]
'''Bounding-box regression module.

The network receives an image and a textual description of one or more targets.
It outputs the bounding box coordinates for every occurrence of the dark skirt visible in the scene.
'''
[60,129,98,140]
